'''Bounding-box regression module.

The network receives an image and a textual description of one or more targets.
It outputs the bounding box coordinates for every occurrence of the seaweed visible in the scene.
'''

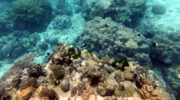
[111,57,129,70]
[87,49,94,55]
[68,47,81,59]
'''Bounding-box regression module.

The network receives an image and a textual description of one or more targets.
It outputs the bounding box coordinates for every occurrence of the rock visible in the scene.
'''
[124,67,135,81]
[96,84,115,96]
[61,79,70,92]
[15,86,35,100]
[114,71,125,83]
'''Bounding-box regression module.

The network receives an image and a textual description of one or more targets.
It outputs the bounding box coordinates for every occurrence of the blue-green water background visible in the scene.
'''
[0,0,180,99]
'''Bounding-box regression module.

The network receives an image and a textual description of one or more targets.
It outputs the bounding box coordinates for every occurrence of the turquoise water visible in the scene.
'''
[0,0,180,99]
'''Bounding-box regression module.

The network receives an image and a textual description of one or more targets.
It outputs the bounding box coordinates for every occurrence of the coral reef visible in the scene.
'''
[11,0,52,32]
[80,0,146,27]
[0,43,171,100]
[150,35,180,65]
[75,17,151,67]
[55,0,72,16]
[167,65,180,92]
[0,31,40,62]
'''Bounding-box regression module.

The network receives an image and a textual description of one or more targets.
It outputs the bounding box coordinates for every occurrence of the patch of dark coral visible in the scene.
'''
[51,64,65,80]
[38,88,59,100]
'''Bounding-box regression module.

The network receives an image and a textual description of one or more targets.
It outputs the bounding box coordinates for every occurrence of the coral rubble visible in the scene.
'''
[0,43,171,100]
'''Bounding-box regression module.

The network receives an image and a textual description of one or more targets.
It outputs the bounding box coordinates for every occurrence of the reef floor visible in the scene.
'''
[0,43,172,100]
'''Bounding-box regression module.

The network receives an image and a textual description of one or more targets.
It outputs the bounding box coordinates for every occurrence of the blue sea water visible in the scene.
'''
[0,0,180,99]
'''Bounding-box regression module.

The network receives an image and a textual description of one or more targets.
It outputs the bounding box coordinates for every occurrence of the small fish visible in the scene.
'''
[92,1,96,6]
[132,29,135,33]
[82,43,86,47]
[137,33,142,37]
[80,12,83,17]
[44,23,49,27]
[81,34,84,36]
[105,23,110,28]
[106,39,111,43]
[47,52,50,56]
[47,27,52,30]
[102,42,104,46]
[177,36,180,39]
[170,93,175,100]
[121,20,125,24]
[8,53,12,57]
[144,25,147,29]
[52,22,56,26]
[152,41,158,47]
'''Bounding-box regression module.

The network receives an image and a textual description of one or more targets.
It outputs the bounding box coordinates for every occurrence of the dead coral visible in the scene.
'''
[97,84,115,96]
[114,85,134,97]
[38,87,59,100]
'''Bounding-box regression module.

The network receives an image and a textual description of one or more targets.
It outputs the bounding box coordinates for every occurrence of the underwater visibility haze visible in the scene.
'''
[0,0,180,99]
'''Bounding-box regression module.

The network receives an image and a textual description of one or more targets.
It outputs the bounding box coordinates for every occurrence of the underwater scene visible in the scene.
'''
[0,0,180,99]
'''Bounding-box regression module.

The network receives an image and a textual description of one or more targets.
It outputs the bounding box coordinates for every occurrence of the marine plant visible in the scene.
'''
[111,57,129,70]
[68,47,81,59]
[11,0,52,32]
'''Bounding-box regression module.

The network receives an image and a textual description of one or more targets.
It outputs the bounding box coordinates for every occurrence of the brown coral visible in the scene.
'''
[51,64,65,80]
[15,86,35,100]
[38,87,59,100]
[139,85,167,99]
